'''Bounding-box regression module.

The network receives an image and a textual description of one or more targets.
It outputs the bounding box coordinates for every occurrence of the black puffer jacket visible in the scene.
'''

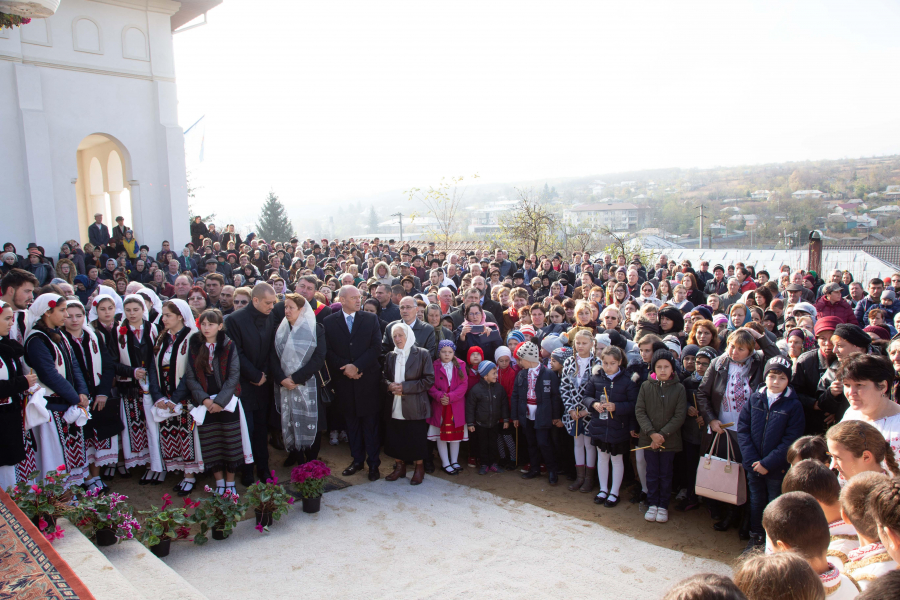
[465,379,509,428]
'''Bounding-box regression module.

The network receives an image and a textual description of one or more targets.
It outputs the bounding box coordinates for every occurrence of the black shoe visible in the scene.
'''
[548,472,559,486]
[116,465,131,479]
[100,466,116,481]
[368,466,380,481]
[741,536,764,555]
[283,450,301,468]
[342,462,365,477]
[594,491,609,505]
[713,508,739,532]
[269,433,285,451]
[423,460,435,474]
[604,494,621,508]
[240,467,255,487]
[521,470,540,480]
[177,480,195,497]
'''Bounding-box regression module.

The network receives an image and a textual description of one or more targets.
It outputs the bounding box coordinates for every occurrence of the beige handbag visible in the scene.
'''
[695,431,747,506]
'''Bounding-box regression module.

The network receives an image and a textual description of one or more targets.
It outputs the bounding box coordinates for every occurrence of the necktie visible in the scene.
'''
[346,314,354,333]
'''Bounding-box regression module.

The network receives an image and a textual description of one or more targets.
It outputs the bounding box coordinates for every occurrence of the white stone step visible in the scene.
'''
[52,518,148,600]
[101,538,209,600]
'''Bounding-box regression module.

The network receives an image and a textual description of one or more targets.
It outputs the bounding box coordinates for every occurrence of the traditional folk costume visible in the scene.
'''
[0,300,34,490]
[63,299,122,483]
[89,292,128,478]
[153,300,203,493]
[175,333,252,479]
[827,518,861,573]
[23,295,89,487]
[844,542,898,591]
[819,563,861,600]
[116,295,164,479]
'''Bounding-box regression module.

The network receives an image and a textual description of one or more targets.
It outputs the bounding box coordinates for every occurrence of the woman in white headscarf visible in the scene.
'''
[62,298,120,495]
[273,293,327,467]
[153,299,201,495]
[23,293,90,487]
[137,287,163,324]
[0,299,39,491]
[382,322,434,486]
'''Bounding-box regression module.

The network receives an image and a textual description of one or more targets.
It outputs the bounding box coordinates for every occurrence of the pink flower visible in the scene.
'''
[287,497,295,505]
[204,485,213,493]
[46,476,55,484]
[38,517,47,531]
[56,465,66,473]
[12,486,18,493]
[30,485,42,494]
[255,523,264,532]
[161,494,172,510]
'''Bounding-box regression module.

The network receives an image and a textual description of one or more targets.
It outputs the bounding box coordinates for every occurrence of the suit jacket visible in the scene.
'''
[324,310,383,419]
[88,223,111,248]
[482,298,503,323]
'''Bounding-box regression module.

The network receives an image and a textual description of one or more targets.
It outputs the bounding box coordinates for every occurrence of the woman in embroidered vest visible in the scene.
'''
[174,309,250,496]
[88,290,131,480]
[273,293,327,468]
[62,298,120,495]
[23,294,90,487]
[153,299,201,496]
[118,294,164,485]
[0,299,38,490]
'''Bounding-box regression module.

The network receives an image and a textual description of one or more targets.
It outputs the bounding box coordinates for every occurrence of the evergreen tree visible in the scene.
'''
[367,205,380,233]
[256,190,294,242]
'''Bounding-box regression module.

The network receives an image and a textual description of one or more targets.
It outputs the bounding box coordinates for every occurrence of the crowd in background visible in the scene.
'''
[3,212,900,599]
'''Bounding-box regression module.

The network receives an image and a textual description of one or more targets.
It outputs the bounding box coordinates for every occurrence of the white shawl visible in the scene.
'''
[390,322,415,420]
[274,300,318,450]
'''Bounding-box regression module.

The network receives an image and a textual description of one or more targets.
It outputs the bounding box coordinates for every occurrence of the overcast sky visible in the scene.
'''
[173,1,900,223]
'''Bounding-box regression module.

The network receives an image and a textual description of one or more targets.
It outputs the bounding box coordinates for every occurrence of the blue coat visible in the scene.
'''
[737,385,805,479]
[584,366,640,445]
[511,365,562,429]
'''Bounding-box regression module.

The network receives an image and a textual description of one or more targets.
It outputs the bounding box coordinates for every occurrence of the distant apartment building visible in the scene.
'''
[563,201,640,231]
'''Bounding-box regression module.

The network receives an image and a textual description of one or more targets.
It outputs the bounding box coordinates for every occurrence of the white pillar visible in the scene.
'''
[91,194,106,218]
[127,181,143,243]
[108,191,122,220]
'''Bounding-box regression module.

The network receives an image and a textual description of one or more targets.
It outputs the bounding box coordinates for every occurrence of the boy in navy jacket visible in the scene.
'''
[511,341,563,485]
[737,355,805,553]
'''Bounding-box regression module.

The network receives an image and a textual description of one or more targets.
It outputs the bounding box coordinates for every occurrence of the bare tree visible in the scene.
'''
[596,226,658,269]
[406,174,478,252]
[494,187,556,256]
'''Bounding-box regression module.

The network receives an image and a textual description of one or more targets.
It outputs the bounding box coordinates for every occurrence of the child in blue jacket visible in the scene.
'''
[737,355,805,554]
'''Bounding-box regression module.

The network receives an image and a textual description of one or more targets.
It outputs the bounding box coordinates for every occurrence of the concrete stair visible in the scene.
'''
[52,518,209,600]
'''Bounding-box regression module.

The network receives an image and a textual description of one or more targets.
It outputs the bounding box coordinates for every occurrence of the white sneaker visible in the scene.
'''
[655,508,669,523]
[645,506,658,522]
[339,431,349,443]
[329,431,339,446]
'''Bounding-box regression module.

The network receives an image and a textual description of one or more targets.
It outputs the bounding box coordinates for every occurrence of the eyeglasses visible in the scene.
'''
[233,299,249,306]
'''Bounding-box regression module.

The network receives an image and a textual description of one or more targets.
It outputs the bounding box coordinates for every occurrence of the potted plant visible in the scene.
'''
[137,494,196,557]
[7,465,73,542]
[245,470,295,532]
[191,487,246,545]
[289,460,331,514]
[69,489,140,547]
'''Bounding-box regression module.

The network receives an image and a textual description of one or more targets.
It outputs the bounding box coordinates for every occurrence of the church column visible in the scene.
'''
[128,181,143,243]
[108,191,122,220]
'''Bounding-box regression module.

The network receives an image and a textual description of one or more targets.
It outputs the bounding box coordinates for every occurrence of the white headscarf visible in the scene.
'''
[166,298,198,333]
[390,321,416,419]
[138,288,163,320]
[26,293,64,338]
[88,285,123,322]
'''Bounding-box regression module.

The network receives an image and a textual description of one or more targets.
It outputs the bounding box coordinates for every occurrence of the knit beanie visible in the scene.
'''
[713,314,728,328]
[466,346,484,364]
[516,341,540,364]
[519,324,536,337]
[814,316,842,336]
[692,305,713,321]
[540,334,564,354]
[650,349,676,375]
[696,346,719,362]
[437,339,456,352]
[763,355,793,384]
[551,346,573,365]
[832,323,871,349]
[507,330,525,344]
[681,344,699,358]
[663,334,682,358]
[864,325,890,341]
[494,346,512,362]
[477,360,497,377]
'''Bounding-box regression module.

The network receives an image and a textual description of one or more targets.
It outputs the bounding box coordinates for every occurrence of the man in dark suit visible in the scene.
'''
[88,213,111,248]
[450,287,498,329]
[382,296,436,358]
[324,285,383,481]
[471,276,503,320]
[225,282,277,484]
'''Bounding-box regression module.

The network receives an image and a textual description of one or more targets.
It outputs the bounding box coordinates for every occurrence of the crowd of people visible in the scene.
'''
[2,213,900,598]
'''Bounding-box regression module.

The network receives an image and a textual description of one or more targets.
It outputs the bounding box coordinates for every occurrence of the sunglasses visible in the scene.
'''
[233,298,249,306]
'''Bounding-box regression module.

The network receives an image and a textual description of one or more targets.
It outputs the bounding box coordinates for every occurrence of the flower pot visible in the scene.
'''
[211,527,228,541]
[31,513,56,532]
[150,539,171,558]
[0,0,61,18]
[95,527,117,547]
[302,496,321,514]
[254,509,273,529]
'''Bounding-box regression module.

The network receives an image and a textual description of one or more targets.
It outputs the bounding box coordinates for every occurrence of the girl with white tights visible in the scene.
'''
[560,329,598,492]
[584,345,640,508]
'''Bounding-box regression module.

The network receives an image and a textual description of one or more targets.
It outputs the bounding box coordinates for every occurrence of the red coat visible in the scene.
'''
[427,358,468,429]
[814,295,856,324]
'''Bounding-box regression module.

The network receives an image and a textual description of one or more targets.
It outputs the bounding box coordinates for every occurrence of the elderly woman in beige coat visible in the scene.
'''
[382,322,434,485]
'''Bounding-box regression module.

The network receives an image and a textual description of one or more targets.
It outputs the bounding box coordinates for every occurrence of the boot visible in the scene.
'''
[580,467,596,493]
[410,462,425,485]
[385,461,407,481]
[568,465,585,491]
[713,506,740,532]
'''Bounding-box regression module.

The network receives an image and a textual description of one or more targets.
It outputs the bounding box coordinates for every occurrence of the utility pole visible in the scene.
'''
[392,212,403,242]
[695,204,707,249]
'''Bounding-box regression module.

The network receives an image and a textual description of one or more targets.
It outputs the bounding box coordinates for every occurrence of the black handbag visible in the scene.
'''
[317,363,334,404]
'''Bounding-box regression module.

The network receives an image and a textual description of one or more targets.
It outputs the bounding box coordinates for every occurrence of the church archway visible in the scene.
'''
[75,133,133,246]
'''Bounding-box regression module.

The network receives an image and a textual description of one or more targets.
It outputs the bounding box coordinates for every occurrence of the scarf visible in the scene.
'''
[498,364,519,399]
[275,300,318,449]
[390,322,416,419]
